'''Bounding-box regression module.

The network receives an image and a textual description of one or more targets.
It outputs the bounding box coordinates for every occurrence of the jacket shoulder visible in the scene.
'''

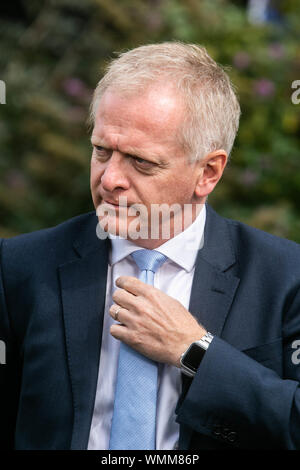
[226,216,300,253]
[223,214,300,280]
[0,212,97,272]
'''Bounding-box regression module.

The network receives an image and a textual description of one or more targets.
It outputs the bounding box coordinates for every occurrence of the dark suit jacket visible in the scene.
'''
[0,204,300,449]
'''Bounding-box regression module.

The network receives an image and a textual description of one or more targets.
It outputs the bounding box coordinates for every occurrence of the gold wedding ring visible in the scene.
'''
[114,306,121,322]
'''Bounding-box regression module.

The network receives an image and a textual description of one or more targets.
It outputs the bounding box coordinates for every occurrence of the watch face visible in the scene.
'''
[183,343,205,372]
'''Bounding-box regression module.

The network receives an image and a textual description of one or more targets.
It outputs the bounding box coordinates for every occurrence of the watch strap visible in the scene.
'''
[196,331,214,350]
[180,332,214,377]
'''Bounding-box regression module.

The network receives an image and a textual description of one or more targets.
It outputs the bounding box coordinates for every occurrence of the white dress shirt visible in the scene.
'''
[87,205,206,450]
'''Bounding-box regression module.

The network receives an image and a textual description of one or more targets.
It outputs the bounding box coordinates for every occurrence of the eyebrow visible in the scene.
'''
[91,137,163,163]
[90,137,110,148]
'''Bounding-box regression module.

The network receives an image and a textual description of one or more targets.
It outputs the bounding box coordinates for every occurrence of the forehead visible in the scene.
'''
[92,86,185,148]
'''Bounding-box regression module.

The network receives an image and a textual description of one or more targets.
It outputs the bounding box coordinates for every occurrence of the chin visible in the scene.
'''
[97,215,128,239]
[99,214,152,241]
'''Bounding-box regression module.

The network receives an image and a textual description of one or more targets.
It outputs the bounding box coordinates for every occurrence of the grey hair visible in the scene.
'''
[89,42,241,162]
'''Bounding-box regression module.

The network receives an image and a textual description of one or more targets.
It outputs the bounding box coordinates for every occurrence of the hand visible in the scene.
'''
[109,276,207,367]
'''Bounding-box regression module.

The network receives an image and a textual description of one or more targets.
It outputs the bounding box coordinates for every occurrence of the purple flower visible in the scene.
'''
[268,42,285,60]
[233,51,251,70]
[253,79,275,97]
[62,78,87,98]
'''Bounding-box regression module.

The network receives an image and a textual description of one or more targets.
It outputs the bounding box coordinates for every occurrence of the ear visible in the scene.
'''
[194,149,228,199]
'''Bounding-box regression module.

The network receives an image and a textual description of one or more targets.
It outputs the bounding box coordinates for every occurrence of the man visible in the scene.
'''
[0,42,300,450]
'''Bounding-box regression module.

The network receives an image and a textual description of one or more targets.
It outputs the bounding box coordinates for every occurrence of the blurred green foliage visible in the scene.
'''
[0,0,299,241]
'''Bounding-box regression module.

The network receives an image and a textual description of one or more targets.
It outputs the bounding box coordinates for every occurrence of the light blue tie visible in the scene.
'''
[109,249,168,450]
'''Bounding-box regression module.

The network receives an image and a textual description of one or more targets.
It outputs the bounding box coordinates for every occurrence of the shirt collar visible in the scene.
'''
[109,204,206,272]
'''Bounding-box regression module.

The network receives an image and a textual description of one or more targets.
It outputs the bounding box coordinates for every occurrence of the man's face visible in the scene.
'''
[90,85,204,248]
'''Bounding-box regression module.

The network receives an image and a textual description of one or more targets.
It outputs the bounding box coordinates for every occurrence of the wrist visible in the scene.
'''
[179,332,214,377]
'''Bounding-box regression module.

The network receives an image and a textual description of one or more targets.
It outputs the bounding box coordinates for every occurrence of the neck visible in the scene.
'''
[125,203,204,249]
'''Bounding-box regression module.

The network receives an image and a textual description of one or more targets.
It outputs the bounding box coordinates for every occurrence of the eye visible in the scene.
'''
[135,157,147,164]
[93,145,110,159]
[132,156,155,170]
[94,145,105,152]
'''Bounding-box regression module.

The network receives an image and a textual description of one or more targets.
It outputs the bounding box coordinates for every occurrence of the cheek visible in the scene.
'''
[165,173,190,196]
[90,160,103,187]
[135,184,160,206]
[163,181,194,205]
[90,163,104,208]
[135,179,177,206]
[174,168,197,196]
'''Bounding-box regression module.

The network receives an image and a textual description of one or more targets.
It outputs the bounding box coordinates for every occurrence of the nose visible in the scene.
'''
[100,151,130,193]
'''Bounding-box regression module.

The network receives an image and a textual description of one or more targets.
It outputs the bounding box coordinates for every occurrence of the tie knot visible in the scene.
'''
[131,249,167,273]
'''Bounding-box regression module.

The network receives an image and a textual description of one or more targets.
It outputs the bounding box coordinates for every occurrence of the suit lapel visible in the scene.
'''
[58,215,110,449]
[189,260,240,337]
[189,203,240,337]
[179,204,240,449]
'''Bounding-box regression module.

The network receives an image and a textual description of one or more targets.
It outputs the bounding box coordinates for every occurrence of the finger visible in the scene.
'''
[110,323,131,343]
[109,304,121,322]
[109,304,129,324]
[116,276,153,296]
[112,288,138,311]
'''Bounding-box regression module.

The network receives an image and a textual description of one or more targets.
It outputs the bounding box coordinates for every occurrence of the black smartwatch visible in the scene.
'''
[180,332,214,377]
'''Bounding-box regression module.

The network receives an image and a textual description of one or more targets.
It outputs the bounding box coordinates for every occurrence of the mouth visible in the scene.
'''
[101,198,136,208]
[99,196,143,212]
[103,199,132,208]
[103,200,120,206]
